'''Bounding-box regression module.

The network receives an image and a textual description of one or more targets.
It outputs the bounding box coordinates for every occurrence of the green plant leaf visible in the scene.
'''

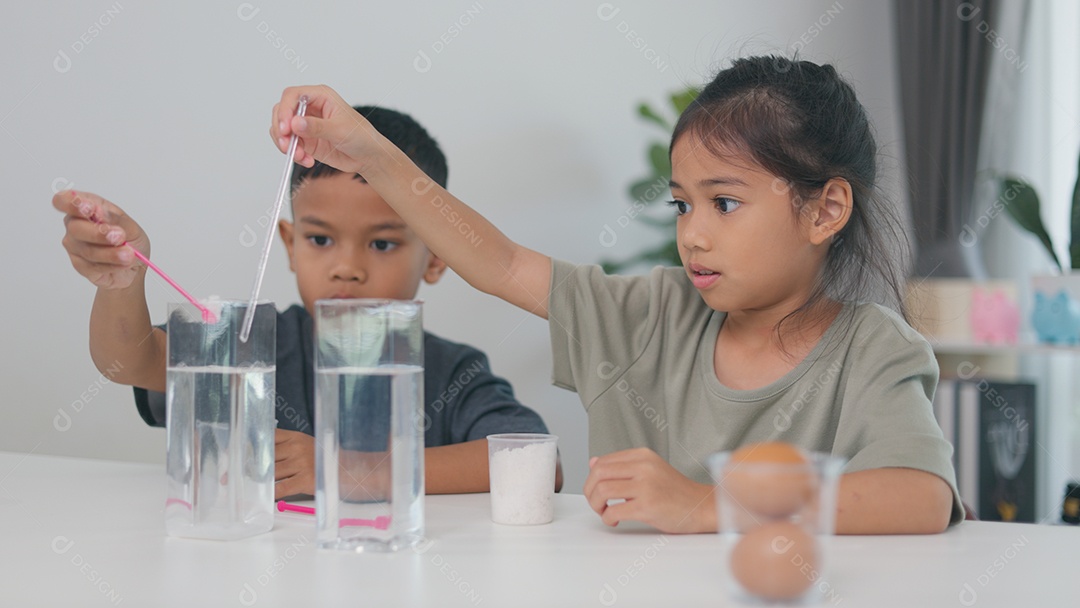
[635,214,677,229]
[648,143,671,178]
[1070,153,1080,269]
[670,88,699,114]
[599,240,682,274]
[1000,177,1063,271]
[629,176,667,203]
[637,103,670,131]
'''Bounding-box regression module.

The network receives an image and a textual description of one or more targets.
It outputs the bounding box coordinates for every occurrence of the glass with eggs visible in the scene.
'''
[709,442,846,604]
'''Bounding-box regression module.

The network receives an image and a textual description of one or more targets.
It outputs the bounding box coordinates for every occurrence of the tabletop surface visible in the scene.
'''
[1,451,1075,607]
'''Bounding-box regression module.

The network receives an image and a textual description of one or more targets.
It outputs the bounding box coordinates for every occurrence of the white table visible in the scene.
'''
[0,452,1074,607]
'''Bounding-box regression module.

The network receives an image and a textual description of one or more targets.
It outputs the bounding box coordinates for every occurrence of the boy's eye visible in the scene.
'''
[307,235,332,247]
[715,197,741,214]
[667,200,690,215]
[371,240,398,252]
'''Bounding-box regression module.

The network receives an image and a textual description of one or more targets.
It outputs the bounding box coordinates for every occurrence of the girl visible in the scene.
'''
[270,56,962,534]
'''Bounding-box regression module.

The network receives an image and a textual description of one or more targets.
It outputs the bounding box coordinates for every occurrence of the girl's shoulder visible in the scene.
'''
[839,302,934,354]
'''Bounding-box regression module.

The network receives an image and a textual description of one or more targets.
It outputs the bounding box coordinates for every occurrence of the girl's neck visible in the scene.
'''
[720,298,842,361]
[713,299,843,391]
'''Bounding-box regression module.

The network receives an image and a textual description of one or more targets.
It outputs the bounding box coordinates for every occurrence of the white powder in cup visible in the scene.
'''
[489,441,557,525]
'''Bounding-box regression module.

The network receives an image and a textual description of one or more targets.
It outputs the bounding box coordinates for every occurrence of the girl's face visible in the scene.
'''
[669,135,826,315]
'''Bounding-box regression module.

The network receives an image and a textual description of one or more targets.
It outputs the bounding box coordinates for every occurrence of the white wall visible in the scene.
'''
[1,0,903,493]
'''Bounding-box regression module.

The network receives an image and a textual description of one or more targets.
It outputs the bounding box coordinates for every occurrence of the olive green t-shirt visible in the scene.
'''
[548,260,964,525]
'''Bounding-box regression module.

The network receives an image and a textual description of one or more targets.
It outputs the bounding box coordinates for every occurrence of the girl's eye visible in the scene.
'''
[715,197,741,214]
[307,235,332,247]
[372,240,398,252]
[666,200,690,215]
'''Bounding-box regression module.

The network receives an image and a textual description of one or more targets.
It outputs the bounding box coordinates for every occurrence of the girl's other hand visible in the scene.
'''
[54,190,150,290]
[270,85,377,175]
[583,447,717,534]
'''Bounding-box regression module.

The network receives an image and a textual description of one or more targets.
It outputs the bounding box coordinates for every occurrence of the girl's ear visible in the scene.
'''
[278,219,297,273]
[422,252,448,285]
[807,178,853,246]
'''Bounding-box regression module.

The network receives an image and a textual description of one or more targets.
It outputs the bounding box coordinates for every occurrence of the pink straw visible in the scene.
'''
[276,500,391,530]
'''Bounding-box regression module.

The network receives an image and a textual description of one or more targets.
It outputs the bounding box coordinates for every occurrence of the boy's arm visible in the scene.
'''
[89,276,167,392]
[54,190,166,391]
[425,440,489,494]
[271,87,553,319]
[426,439,563,494]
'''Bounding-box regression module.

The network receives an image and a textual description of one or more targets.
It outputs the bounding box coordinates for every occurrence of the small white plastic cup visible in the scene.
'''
[487,433,558,525]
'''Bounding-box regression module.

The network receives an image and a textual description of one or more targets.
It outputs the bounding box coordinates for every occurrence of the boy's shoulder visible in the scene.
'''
[278,303,492,374]
[423,330,490,371]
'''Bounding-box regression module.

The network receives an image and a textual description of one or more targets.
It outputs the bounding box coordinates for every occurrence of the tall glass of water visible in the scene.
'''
[165,300,276,540]
[314,299,424,552]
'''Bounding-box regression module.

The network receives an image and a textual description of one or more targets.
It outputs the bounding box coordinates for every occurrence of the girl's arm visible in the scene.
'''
[834,467,954,534]
[584,449,954,534]
[271,86,552,319]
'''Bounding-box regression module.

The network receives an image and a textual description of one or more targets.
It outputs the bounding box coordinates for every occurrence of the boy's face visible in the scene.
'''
[279,172,446,314]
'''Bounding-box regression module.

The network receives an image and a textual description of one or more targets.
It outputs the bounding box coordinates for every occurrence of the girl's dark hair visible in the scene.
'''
[671,55,910,340]
[291,105,448,193]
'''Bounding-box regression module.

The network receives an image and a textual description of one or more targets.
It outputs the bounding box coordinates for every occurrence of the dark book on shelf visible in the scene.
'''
[933,379,1037,523]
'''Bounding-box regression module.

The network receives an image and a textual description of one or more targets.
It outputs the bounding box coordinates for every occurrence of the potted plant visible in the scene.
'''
[600,86,699,274]
[997,152,1080,344]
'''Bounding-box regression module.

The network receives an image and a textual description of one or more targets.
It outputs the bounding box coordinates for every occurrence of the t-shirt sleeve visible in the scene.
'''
[547,259,658,401]
[133,322,168,427]
[429,345,549,444]
[833,322,965,525]
[134,386,166,427]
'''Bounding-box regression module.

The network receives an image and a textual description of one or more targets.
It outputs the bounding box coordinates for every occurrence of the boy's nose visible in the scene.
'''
[330,256,367,283]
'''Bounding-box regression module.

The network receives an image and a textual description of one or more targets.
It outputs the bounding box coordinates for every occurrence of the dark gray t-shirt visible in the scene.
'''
[135,304,548,446]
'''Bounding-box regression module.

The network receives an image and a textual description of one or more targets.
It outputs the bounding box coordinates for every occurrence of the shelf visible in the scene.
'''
[930,340,1080,356]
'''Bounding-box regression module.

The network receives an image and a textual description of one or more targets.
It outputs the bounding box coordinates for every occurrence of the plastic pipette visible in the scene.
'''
[276,500,391,530]
[239,95,309,342]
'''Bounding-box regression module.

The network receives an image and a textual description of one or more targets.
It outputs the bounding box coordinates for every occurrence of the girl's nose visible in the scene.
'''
[679,214,712,252]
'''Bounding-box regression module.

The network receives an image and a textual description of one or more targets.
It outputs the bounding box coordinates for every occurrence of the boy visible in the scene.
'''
[54,105,561,498]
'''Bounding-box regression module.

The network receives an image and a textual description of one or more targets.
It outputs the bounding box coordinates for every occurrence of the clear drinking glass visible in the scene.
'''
[314,299,424,552]
[164,300,276,540]
[709,450,846,604]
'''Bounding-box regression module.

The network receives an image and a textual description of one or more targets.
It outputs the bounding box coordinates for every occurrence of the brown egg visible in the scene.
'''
[730,521,818,601]
[721,442,813,519]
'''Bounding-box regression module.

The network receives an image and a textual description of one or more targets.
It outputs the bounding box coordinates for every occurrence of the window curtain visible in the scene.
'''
[894,0,998,278]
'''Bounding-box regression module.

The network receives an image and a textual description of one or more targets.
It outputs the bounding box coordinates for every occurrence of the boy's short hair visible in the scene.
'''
[290,105,448,193]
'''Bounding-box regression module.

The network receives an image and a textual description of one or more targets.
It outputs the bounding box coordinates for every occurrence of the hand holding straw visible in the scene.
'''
[74,194,217,323]
[240,95,309,342]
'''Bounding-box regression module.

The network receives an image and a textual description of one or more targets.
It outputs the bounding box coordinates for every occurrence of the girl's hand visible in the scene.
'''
[270,85,378,174]
[583,447,717,534]
[274,429,316,499]
[54,190,150,290]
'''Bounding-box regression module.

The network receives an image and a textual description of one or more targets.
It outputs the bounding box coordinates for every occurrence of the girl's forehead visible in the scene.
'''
[671,137,774,183]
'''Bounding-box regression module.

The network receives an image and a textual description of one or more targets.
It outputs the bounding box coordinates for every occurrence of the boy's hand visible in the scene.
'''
[583,447,717,534]
[270,85,378,174]
[54,190,150,290]
[274,428,316,499]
